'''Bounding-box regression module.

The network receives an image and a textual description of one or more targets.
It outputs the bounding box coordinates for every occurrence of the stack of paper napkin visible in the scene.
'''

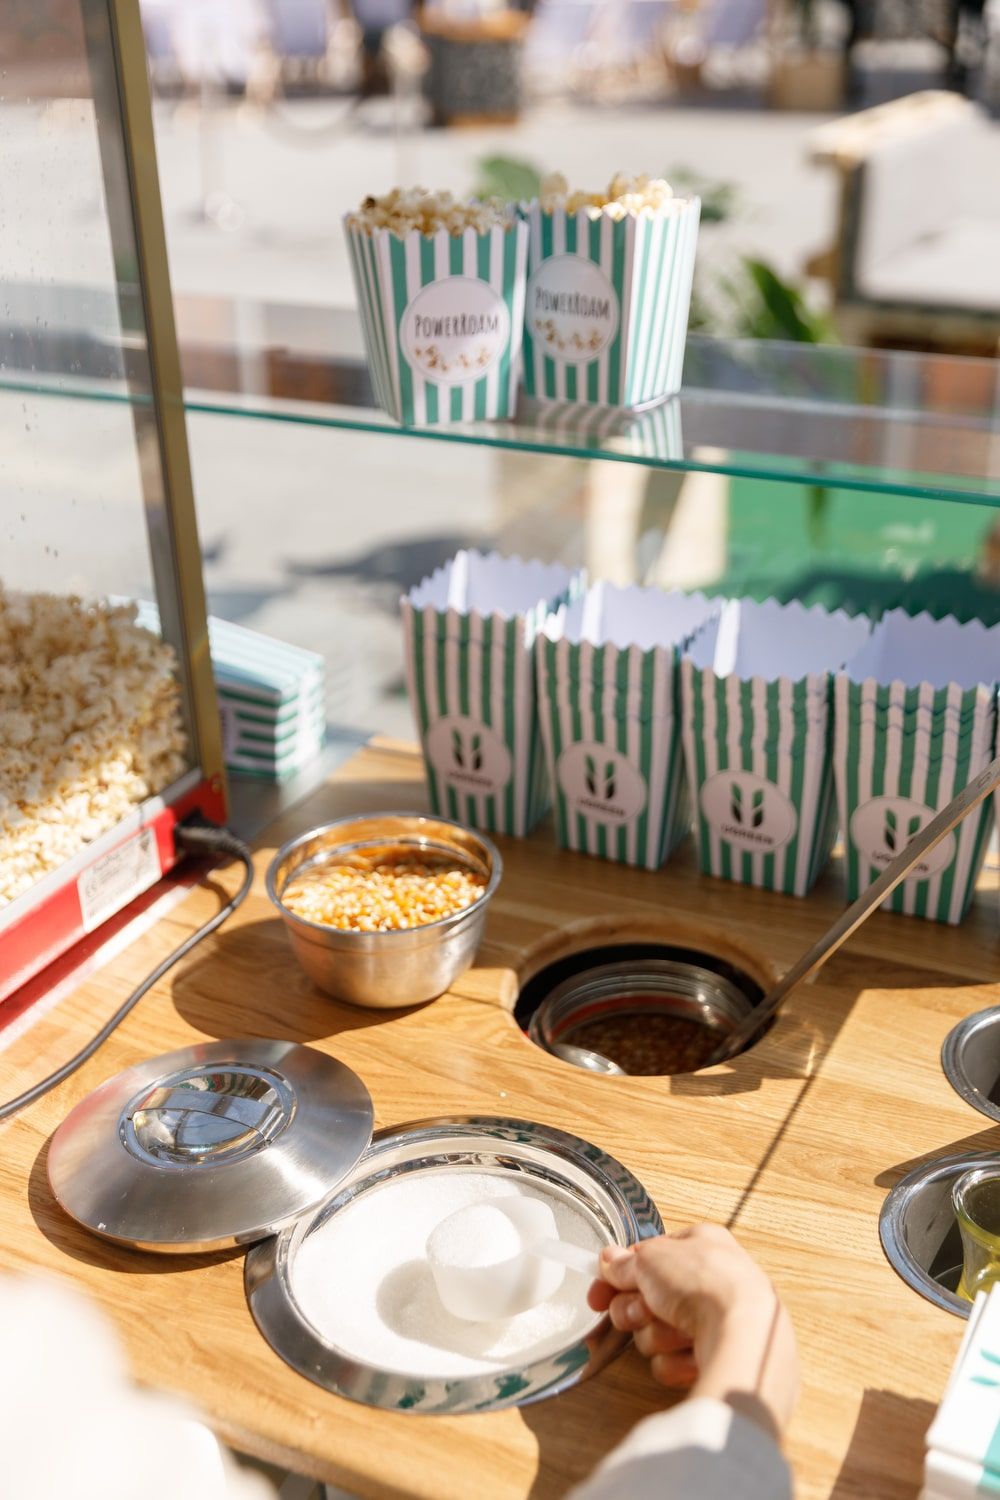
[922,1285,1000,1499]
[136,603,326,782]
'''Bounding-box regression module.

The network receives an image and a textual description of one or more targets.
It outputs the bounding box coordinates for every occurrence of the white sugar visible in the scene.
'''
[289,1169,605,1378]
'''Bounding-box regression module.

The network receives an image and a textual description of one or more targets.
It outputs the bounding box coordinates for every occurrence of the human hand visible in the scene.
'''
[588,1225,798,1441]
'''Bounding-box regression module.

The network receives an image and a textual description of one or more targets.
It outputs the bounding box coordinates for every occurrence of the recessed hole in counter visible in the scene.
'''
[516,941,769,1077]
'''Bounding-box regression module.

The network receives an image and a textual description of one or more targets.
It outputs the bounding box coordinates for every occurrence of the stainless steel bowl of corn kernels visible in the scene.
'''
[266,812,501,1008]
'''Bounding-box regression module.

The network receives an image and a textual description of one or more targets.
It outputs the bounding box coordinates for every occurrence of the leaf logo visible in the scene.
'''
[752,789,764,829]
[885,807,921,852]
[452,727,465,769]
[732,782,765,827]
[584,753,618,801]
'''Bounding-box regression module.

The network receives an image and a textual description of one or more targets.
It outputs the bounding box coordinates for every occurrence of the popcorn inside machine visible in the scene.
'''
[1,0,226,1001]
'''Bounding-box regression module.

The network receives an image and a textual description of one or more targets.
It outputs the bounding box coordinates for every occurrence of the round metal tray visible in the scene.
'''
[941,1007,1000,1125]
[245,1115,663,1414]
[879,1149,1000,1319]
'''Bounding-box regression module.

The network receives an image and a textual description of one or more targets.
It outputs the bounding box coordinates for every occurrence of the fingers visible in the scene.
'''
[587,1279,615,1313]
[650,1351,699,1389]
[598,1244,640,1292]
[633,1322,692,1359]
[607,1292,648,1331]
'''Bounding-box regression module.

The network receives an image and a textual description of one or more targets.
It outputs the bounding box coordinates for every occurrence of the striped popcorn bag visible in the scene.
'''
[681,598,872,897]
[344,217,529,425]
[520,196,700,408]
[401,551,582,836]
[835,610,1000,925]
[536,582,719,869]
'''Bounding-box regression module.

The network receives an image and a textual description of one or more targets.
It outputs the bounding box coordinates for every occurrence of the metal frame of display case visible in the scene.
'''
[1,0,226,1002]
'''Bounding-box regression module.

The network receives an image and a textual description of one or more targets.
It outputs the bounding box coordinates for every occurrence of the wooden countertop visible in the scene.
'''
[3,739,1000,1499]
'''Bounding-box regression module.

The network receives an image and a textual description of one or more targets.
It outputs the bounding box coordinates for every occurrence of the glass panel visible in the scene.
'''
[0,0,203,920]
[7,298,1000,504]
[182,411,1000,747]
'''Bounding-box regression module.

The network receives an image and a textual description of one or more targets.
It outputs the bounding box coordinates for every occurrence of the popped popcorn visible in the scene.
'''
[346,186,514,238]
[538,172,676,220]
[0,590,187,907]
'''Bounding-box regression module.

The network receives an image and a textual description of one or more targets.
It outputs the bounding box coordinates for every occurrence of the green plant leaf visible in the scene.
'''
[665,166,737,225]
[472,155,542,203]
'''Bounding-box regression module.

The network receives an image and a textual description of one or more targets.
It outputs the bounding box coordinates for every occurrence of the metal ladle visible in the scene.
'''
[550,1042,625,1076]
[707,754,1000,1068]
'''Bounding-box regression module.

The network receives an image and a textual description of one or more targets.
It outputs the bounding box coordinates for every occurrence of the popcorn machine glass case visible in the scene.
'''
[1,0,225,1000]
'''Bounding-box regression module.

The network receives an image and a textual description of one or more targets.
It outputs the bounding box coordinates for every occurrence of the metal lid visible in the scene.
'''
[48,1039,374,1253]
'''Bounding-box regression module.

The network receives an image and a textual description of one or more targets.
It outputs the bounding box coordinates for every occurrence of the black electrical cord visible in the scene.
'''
[0,821,254,1123]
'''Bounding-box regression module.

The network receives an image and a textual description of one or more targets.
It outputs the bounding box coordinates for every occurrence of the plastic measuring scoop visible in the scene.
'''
[426,1196,601,1322]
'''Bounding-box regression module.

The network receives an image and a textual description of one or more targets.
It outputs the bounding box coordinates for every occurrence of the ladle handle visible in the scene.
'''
[709,752,1000,1067]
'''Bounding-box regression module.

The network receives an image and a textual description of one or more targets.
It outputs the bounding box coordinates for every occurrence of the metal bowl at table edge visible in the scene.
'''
[266,812,501,1008]
[244,1115,664,1414]
[528,960,753,1073]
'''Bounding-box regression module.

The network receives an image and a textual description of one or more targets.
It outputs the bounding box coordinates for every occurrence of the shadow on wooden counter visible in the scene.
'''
[829,1387,934,1500]
[169,917,437,1044]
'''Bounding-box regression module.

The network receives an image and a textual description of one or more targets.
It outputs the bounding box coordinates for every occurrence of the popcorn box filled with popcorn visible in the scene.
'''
[681,598,872,898]
[344,188,529,426]
[834,609,1000,925]
[537,582,719,870]
[521,173,701,409]
[401,551,582,837]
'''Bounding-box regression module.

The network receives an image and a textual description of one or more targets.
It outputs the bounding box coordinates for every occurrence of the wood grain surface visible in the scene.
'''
[2,738,999,1499]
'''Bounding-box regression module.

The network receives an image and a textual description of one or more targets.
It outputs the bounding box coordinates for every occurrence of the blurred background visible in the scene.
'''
[4,0,1000,745]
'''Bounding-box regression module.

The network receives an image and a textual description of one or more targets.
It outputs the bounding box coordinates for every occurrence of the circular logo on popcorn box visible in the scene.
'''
[700,771,798,854]
[401,277,510,387]
[424,715,513,797]
[556,743,647,826]
[849,796,955,880]
[527,255,620,364]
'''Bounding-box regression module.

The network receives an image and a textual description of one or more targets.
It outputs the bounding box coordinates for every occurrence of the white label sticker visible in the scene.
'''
[78,826,162,933]
[526,254,620,364]
[849,795,955,880]
[700,771,798,854]
[401,277,510,386]
[424,715,513,797]
[556,742,647,826]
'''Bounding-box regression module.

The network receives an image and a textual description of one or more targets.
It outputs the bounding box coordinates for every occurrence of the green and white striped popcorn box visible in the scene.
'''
[520,196,700,408]
[401,551,582,836]
[681,598,872,897]
[537,581,719,869]
[344,218,529,426]
[834,610,1000,924]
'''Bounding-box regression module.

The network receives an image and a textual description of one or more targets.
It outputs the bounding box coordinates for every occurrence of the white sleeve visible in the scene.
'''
[567,1396,793,1500]
[0,1277,275,1500]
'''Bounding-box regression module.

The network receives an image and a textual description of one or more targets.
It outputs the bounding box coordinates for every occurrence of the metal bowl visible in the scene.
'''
[879,1150,1000,1319]
[266,813,501,1008]
[528,959,753,1076]
[245,1115,663,1413]
[941,1007,1000,1125]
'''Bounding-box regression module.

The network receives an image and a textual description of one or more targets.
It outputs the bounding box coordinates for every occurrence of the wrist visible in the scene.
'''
[692,1296,796,1443]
